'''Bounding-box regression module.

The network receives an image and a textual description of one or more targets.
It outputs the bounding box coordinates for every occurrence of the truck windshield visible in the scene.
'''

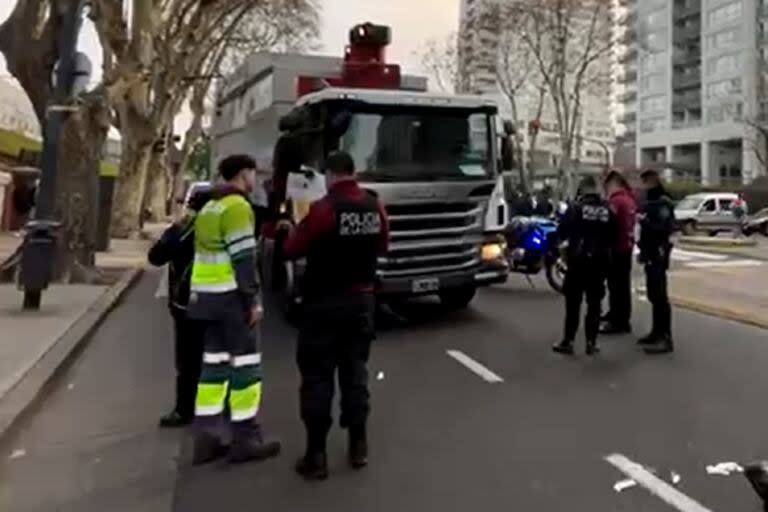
[337,107,493,181]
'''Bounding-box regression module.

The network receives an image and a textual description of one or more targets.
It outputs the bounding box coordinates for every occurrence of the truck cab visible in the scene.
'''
[265,86,509,316]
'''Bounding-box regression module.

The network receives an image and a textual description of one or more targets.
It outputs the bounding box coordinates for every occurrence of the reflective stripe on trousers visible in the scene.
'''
[195,351,263,422]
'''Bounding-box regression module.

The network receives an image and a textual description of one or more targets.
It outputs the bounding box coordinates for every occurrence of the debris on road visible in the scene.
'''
[670,471,682,485]
[706,462,743,476]
[613,478,637,492]
[376,371,385,381]
[8,449,26,460]
[67,383,74,390]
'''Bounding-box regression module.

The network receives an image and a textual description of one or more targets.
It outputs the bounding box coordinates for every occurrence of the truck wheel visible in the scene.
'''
[682,221,697,236]
[439,286,476,310]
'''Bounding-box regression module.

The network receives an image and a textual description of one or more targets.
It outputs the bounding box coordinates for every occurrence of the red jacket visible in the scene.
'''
[608,187,637,253]
[283,179,390,292]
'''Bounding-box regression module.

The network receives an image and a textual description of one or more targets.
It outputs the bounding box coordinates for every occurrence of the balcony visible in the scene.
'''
[673,24,701,43]
[619,48,638,64]
[673,91,702,110]
[673,50,701,66]
[619,111,637,125]
[673,70,702,89]
[617,68,638,84]
[620,90,638,103]
[673,3,701,20]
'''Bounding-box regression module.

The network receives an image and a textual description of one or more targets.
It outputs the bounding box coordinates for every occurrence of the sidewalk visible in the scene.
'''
[666,265,768,329]
[0,235,151,440]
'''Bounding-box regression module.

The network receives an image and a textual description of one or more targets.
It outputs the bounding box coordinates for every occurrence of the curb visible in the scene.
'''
[669,295,768,330]
[678,236,758,248]
[0,267,143,444]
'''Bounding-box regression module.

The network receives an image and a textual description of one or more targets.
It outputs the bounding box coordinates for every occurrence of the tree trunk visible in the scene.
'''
[53,104,108,282]
[143,149,169,222]
[110,138,153,238]
[560,139,576,198]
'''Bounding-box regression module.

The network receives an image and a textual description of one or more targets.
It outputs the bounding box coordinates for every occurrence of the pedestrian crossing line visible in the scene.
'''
[684,259,763,269]
[605,454,714,512]
[633,247,728,262]
[446,350,504,383]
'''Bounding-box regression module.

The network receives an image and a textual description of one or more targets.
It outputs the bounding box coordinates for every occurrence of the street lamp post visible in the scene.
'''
[19,0,87,310]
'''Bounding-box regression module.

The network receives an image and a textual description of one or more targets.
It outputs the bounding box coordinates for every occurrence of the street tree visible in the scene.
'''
[90,0,268,238]
[171,0,320,212]
[478,1,547,191]
[418,32,458,93]
[517,0,613,195]
[0,0,110,282]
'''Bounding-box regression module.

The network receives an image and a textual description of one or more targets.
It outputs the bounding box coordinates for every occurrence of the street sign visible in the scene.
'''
[51,51,92,95]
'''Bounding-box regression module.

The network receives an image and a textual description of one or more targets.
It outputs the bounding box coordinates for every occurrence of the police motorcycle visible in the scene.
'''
[503,202,568,293]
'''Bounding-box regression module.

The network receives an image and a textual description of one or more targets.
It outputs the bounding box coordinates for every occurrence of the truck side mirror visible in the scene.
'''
[503,120,515,136]
[329,111,352,137]
[500,136,515,171]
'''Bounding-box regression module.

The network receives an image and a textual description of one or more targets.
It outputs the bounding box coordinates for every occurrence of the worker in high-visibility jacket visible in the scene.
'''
[188,154,281,465]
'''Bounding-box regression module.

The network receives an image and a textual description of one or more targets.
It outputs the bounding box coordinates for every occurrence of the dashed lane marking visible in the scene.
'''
[446,350,504,383]
[605,454,714,512]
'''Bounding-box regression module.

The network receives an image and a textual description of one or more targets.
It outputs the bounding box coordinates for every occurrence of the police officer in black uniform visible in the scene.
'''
[637,169,675,354]
[553,176,617,356]
[148,187,212,427]
[281,151,389,480]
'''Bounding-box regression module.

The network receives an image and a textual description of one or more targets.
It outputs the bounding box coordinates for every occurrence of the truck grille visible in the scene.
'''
[378,201,485,278]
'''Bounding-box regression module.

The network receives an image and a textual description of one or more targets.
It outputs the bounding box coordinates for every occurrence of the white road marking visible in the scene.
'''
[684,259,763,269]
[673,249,728,261]
[605,453,714,512]
[446,350,504,383]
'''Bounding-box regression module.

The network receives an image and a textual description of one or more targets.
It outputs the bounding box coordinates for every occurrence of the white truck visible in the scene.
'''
[211,23,511,317]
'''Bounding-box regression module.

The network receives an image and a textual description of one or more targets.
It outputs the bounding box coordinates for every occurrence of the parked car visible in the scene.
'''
[183,181,212,206]
[674,192,743,236]
[743,208,768,236]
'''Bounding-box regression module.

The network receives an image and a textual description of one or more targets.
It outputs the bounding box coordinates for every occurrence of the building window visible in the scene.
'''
[641,73,665,91]
[707,77,741,98]
[640,118,666,133]
[641,52,667,72]
[705,29,741,50]
[706,53,740,75]
[707,1,742,28]
[641,95,666,113]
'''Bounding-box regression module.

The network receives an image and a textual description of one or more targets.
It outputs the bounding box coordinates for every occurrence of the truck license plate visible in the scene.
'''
[411,278,439,293]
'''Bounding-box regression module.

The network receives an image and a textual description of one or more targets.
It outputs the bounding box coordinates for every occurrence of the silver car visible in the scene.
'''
[674,192,743,236]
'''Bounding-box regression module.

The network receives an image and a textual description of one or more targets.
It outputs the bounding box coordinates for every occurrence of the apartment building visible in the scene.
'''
[458,0,616,181]
[621,0,767,185]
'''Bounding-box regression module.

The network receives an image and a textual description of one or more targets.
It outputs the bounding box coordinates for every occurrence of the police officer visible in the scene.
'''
[281,151,389,480]
[553,176,617,356]
[148,187,211,428]
[637,169,675,354]
[188,154,281,465]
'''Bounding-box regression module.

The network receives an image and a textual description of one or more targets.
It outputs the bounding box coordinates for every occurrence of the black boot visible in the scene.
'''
[552,340,575,355]
[744,461,768,505]
[637,332,657,346]
[643,335,674,355]
[295,451,329,480]
[191,432,229,465]
[586,339,600,356]
[348,425,368,469]
[227,424,281,464]
[159,410,192,428]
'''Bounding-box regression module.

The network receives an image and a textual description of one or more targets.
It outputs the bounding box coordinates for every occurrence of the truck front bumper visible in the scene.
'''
[377,258,509,298]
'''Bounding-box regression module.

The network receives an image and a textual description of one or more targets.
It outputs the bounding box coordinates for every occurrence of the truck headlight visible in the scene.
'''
[481,242,505,261]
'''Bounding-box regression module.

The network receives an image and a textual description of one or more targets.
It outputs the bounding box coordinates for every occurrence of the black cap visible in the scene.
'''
[578,175,598,192]
[218,154,257,181]
[324,151,355,176]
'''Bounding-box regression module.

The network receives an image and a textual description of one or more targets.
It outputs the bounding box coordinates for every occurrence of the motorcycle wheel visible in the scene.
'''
[545,257,566,294]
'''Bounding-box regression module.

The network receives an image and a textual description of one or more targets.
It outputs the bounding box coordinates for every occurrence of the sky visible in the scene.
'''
[0,0,459,134]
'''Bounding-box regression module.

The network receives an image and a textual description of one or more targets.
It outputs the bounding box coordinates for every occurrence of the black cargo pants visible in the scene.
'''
[297,293,375,449]
[171,308,204,419]
[645,257,671,338]
[564,260,607,343]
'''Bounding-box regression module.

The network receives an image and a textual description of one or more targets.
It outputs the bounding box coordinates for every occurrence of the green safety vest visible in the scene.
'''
[190,193,256,294]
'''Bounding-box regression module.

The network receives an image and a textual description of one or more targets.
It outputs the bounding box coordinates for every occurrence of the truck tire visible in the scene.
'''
[681,220,697,236]
[439,286,476,310]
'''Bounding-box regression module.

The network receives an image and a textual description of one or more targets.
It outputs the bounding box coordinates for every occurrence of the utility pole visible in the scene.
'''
[19,0,87,310]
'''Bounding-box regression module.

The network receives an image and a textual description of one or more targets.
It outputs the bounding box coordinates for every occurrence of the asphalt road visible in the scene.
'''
[2,269,767,512]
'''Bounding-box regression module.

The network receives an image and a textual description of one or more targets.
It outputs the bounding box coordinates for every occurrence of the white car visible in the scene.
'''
[674,192,744,236]
[183,181,212,206]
